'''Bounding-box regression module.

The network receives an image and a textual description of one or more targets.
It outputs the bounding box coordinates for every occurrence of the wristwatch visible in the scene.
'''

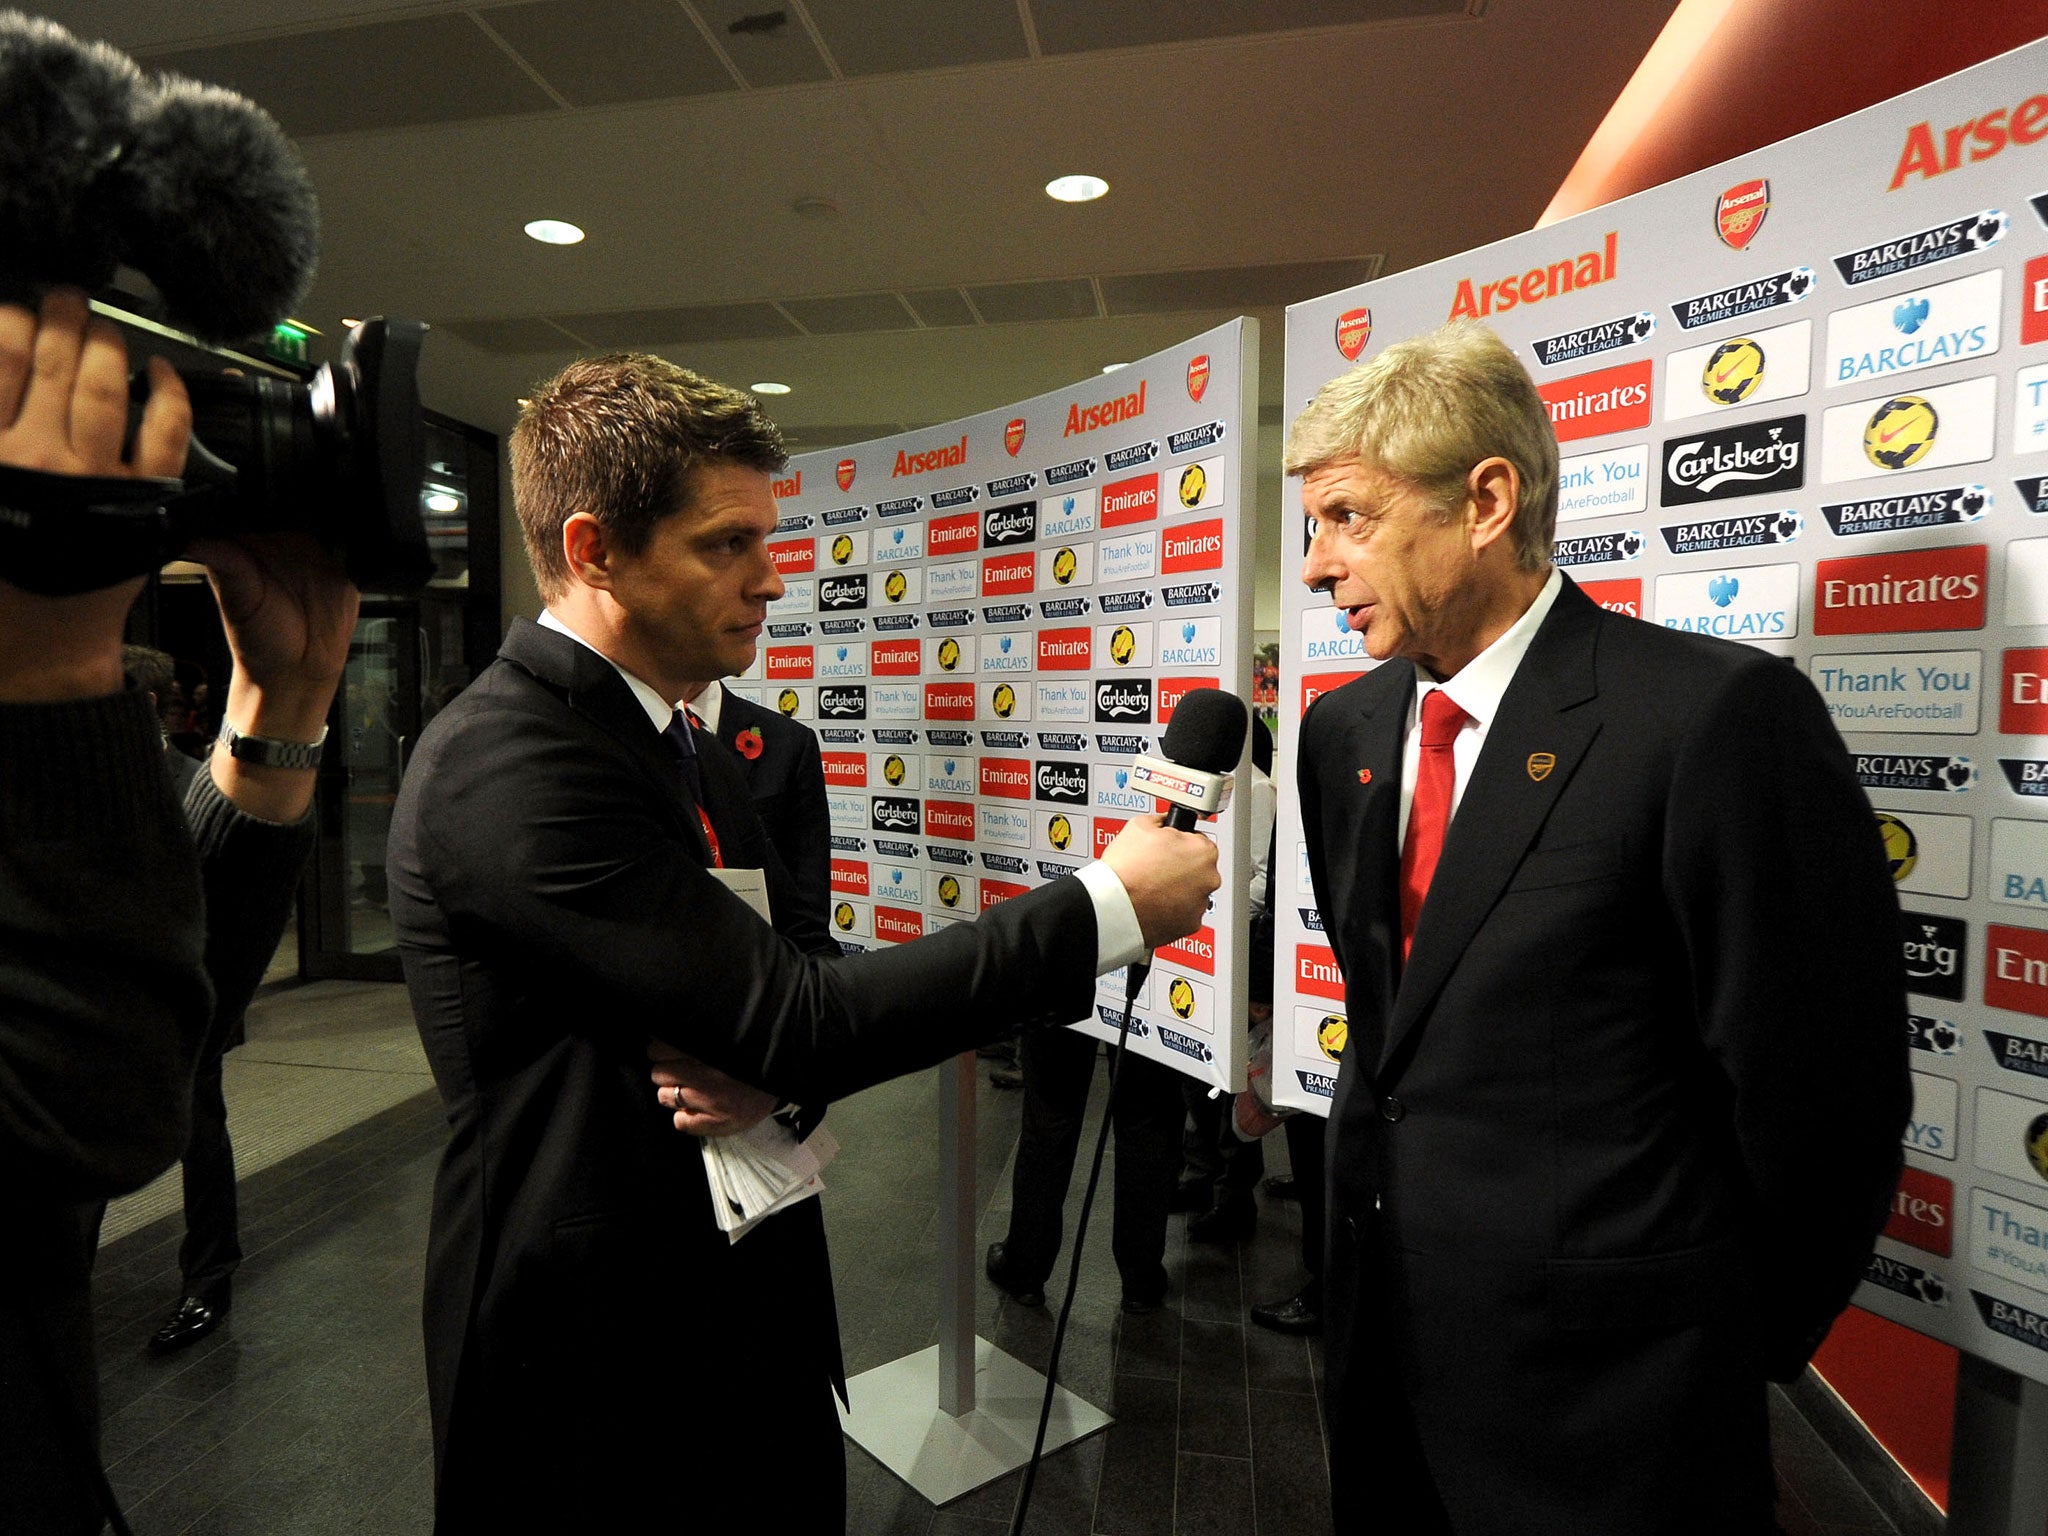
[217,718,329,770]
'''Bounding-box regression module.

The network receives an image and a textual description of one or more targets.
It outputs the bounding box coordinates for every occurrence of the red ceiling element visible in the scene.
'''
[1543,0,2048,224]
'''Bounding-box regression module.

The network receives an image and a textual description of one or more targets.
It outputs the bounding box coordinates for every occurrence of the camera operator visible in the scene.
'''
[0,288,360,1534]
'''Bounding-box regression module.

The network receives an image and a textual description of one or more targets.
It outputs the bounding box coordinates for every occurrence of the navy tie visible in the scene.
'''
[663,709,702,801]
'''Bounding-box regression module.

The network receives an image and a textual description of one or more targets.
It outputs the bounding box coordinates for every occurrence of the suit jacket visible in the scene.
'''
[713,684,832,934]
[387,619,1098,1530]
[1299,578,1909,1535]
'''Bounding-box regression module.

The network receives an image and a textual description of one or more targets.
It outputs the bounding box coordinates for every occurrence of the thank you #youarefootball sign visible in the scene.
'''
[1276,38,2048,1383]
[749,320,1258,1091]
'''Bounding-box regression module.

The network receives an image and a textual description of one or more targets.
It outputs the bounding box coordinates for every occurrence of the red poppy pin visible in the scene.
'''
[1357,768,1373,785]
[736,727,764,761]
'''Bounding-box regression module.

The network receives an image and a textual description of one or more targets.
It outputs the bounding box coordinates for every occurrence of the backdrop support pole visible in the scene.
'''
[837,1052,1111,1505]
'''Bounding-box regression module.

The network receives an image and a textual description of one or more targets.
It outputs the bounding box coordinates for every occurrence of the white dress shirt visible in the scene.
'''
[535,609,1147,971]
[1396,567,1564,846]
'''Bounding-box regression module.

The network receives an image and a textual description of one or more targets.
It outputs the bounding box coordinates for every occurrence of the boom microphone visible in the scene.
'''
[0,11,436,594]
[0,10,318,341]
[1124,686,1248,991]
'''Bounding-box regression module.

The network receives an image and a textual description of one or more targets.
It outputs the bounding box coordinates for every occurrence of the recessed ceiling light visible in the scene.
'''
[751,381,792,395]
[1101,362,1129,374]
[1045,174,1108,203]
[424,491,462,514]
[341,316,360,329]
[524,218,585,245]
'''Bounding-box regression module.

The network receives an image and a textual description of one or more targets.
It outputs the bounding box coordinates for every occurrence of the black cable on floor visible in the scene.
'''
[1006,969,1144,1536]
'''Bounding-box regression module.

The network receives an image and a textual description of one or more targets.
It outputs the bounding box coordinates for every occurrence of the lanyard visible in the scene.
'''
[697,804,723,869]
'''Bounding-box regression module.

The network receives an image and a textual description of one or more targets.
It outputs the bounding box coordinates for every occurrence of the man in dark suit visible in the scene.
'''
[387,354,1218,1532]
[682,677,832,931]
[1287,321,1910,1534]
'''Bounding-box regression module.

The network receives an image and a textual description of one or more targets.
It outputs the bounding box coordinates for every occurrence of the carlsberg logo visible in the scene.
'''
[1668,434,1800,492]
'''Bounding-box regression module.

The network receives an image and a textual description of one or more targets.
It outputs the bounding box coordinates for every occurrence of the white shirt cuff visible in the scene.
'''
[1076,860,1148,973]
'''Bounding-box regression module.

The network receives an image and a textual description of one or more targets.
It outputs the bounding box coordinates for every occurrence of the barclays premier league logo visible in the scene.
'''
[1835,209,2006,287]
[1673,266,1813,331]
[1530,310,1656,369]
[1553,529,1643,568]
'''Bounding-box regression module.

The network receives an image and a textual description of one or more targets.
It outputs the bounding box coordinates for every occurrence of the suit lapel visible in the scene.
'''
[499,619,716,865]
[1379,582,1604,1077]
[1333,666,1413,1083]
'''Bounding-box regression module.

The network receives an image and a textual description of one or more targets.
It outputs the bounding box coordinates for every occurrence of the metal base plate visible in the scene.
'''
[838,1337,1113,1505]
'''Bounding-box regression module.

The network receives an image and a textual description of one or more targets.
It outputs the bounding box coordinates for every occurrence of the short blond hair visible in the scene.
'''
[1284,321,1558,572]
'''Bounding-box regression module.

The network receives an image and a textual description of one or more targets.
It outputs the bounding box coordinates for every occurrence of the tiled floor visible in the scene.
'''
[91,981,1927,1534]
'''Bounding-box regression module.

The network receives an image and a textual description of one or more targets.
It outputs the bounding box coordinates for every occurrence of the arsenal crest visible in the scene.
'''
[1005,418,1026,457]
[835,458,856,492]
[1186,354,1210,402]
[1715,179,1770,251]
[1336,308,1372,362]
[1527,752,1556,782]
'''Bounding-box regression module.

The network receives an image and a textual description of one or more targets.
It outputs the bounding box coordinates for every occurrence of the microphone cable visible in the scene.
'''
[1005,964,1146,1536]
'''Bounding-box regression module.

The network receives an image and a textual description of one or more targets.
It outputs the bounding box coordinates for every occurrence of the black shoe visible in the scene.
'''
[148,1293,228,1354]
[984,1242,1045,1308]
[1188,1195,1256,1244]
[988,1065,1025,1091]
[1250,1287,1321,1335]
[975,1041,1018,1062]
[1261,1174,1299,1201]
[1121,1288,1166,1316]
[1168,1180,1215,1214]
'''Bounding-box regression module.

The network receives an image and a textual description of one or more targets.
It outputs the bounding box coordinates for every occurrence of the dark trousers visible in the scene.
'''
[0,1204,113,1536]
[178,1033,240,1299]
[1286,1111,1326,1283]
[1178,1077,1263,1205]
[1001,1027,1182,1300]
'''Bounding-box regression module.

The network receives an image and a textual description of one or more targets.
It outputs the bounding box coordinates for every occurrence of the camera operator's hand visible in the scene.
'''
[188,531,360,824]
[0,288,190,702]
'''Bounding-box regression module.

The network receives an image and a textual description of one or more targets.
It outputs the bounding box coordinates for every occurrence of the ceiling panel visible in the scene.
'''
[1101,258,1383,315]
[141,13,557,137]
[901,288,978,327]
[437,315,592,353]
[964,278,1100,325]
[483,0,737,107]
[803,0,1029,77]
[781,291,920,334]
[568,301,803,347]
[781,421,913,447]
[1028,0,1470,54]
[693,0,835,87]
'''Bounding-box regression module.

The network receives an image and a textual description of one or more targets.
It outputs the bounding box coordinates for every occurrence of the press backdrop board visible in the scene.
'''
[1274,39,2048,1384]
[750,319,1258,1092]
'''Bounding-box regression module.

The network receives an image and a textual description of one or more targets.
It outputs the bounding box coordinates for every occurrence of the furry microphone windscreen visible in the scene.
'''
[0,11,142,297]
[0,9,320,343]
[121,77,320,343]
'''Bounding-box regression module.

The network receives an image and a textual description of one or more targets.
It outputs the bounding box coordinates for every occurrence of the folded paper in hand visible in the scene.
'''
[701,1120,840,1245]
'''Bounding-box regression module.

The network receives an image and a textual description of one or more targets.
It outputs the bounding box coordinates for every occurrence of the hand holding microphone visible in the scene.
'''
[1099,687,1247,963]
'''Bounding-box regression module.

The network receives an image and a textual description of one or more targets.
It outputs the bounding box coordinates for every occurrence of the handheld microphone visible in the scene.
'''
[1124,686,1249,992]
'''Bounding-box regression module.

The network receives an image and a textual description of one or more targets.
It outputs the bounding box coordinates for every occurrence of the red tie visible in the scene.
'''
[1400,689,1468,961]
